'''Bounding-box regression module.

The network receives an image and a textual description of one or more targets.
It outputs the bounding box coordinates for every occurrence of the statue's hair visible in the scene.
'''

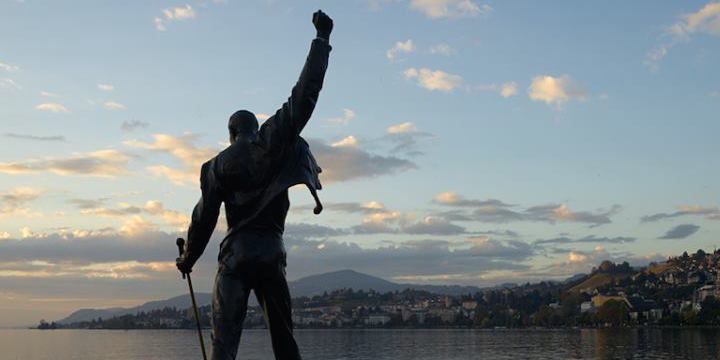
[228,110,259,136]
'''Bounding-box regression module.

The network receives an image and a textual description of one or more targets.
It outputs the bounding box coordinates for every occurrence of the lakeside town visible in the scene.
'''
[39,248,720,330]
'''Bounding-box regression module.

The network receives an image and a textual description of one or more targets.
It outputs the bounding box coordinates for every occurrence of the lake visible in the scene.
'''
[2,328,720,359]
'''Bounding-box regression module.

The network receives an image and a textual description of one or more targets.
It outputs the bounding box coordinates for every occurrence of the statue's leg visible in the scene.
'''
[255,260,302,360]
[211,266,251,360]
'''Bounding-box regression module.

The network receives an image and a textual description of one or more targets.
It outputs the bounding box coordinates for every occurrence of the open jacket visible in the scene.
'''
[182,38,331,266]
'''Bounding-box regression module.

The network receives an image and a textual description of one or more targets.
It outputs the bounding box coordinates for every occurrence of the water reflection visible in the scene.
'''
[2,328,720,359]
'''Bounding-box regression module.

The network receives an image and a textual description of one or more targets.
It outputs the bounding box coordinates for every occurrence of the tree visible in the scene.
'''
[699,297,720,325]
[596,300,628,326]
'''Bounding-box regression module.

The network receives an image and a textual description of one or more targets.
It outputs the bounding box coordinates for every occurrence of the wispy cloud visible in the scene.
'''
[646,2,720,69]
[310,138,417,183]
[404,67,462,92]
[97,83,114,91]
[641,205,720,222]
[103,101,127,110]
[0,78,21,90]
[534,235,637,246]
[326,108,356,125]
[0,187,44,217]
[331,135,359,148]
[120,120,149,132]
[0,149,132,177]
[429,43,454,55]
[386,39,415,61]
[0,61,19,72]
[658,224,700,239]
[35,103,70,113]
[124,133,216,185]
[39,91,60,97]
[3,133,66,142]
[384,121,433,156]
[409,0,491,19]
[468,81,518,98]
[154,4,196,31]
[434,192,619,227]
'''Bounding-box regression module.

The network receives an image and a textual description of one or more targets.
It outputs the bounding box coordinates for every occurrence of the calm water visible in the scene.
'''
[2,328,720,359]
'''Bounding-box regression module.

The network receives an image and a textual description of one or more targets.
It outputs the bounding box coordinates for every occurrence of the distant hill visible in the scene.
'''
[568,261,634,293]
[58,293,213,325]
[289,269,482,297]
[58,269,482,324]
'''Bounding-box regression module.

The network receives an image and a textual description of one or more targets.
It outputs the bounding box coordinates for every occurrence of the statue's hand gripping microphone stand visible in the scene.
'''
[176,238,208,360]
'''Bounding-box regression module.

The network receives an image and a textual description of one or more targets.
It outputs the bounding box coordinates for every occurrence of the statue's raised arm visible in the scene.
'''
[257,10,333,149]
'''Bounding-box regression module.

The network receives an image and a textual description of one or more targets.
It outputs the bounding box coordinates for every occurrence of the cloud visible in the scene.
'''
[352,210,412,234]
[433,191,512,207]
[286,235,532,284]
[641,205,720,222]
[284,223,347,239]
[429,43,454,55]
[0,187,44,216]
[332,201,465,235]
[433,192,618,226]
[155,4,196,31]
[646,2,720,69]
[35,103,70,113]
[103,101,127,110]
[0,78,21,90]
[500,81,518,98]
[0,62,19,72]
[256,113,271,121]
[467,81,518,98]
[326,108,356,125]
[658,224,700,240]
[404,67,462,92]
[402,216,466,235]
[0,150,132,177]
[3,133,66,142]
[386,39,415,61]
[331,136,359,148]
[384,122,433,156]
[39,91,59,97]
[66,198,108,210]
[97,84,114,91]
[142,201,190,229]
[297,201,387,215]
[124,133,217,185]
[534,235,637,246]
[524,203,618,226]
[387,122,417,134]
[671,2,720,38]
[0,222,534,289]
[121,120,149,132]
[409,0,491,19]
[81,205,143,217]
[528,75,586,106]
[309,138,417,183]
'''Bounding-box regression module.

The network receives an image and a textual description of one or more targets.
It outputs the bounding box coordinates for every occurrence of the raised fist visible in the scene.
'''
[313,10,333,40]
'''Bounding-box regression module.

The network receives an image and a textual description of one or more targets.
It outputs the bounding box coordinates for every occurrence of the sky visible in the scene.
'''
[1,0,720,327]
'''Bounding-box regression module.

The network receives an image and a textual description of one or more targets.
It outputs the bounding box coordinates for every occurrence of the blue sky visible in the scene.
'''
[1,0,720,326]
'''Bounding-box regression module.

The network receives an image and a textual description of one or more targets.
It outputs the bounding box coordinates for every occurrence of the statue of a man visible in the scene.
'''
[176,10,333,360]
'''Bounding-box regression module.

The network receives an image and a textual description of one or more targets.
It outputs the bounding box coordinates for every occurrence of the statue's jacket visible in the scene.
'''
[183,38,331,268]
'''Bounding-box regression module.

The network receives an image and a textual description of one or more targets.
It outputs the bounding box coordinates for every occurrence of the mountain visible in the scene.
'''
[289,269,399,295]
[58,293,213,325]
[57,269,482,324]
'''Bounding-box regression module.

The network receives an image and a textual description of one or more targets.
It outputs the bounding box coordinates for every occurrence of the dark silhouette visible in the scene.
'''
[176,10,333,360]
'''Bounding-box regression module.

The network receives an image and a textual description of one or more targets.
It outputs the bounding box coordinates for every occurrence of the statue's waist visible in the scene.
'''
[218,230,286,269]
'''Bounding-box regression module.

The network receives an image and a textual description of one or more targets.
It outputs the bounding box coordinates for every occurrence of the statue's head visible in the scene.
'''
[228,110,259,144]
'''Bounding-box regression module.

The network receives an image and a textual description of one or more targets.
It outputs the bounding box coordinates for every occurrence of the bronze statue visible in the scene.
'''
[176,10,333,360]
